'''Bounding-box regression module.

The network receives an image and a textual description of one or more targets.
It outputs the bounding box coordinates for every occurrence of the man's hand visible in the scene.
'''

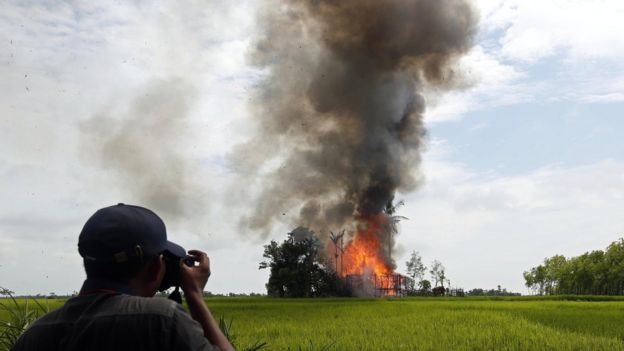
[179,249,235,351]
[180,250,211,297]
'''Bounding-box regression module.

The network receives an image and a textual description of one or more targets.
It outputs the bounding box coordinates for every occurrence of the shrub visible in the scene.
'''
[0,287,49,351]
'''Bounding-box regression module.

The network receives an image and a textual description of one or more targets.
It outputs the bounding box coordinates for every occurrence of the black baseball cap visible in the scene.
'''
[78,203,185,264]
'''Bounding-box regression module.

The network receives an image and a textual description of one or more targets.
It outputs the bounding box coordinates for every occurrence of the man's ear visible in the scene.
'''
[132,255,166,297]
[153,254,166,282]
[142,255,164,282]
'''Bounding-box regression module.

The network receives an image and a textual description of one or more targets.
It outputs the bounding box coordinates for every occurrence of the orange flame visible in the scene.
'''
[341,214,392,277]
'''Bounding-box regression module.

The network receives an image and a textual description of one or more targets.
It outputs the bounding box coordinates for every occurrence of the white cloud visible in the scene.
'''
[582,93,624,103]
[395,146,624,292]
[425,0,624,122]
[481,0,624,63]
[578,76,624,103]
[424,45,526,123]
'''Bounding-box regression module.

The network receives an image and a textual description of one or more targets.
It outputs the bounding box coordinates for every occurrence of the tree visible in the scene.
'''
[604,239,624,295]
[259,228,339,297]
[418,279,431,294]
[523,238,624,295]
[383,199,407,262]
[543,255,568,295]
[432,286,445,296]
[429,260,446,288]
[405,251,426,291]
[523,270,535,294]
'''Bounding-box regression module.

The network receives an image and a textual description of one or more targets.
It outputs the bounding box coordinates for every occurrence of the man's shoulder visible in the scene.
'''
[98,294,180,318]
[26,294,180,327]
[13,295,208,351]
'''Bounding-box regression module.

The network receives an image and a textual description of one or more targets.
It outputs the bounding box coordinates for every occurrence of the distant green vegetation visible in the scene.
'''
[3,296,624,350]
[524,238,624,295]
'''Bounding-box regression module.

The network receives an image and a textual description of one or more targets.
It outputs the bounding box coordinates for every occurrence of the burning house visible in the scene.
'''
[239,0,478,297]
[329,213,414,296]
[345,273,413,297]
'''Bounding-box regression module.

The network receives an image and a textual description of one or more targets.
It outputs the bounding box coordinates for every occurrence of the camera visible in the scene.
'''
[158,250,196,292]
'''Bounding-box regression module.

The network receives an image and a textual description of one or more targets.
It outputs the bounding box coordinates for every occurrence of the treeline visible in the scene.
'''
[524,238,624,295]
[466,287,520,297]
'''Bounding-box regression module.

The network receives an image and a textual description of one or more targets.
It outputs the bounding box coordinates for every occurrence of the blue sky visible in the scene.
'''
[0,0,623,295]
[432,102,623,174]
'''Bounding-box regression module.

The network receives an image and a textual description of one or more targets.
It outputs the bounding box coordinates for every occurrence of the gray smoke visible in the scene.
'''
[77,1,250,226]
[236,0,478,236]
[80,78,204,219]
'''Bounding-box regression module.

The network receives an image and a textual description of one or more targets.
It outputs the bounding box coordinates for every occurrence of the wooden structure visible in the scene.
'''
[345,273,413,297]
[329,230,345,276]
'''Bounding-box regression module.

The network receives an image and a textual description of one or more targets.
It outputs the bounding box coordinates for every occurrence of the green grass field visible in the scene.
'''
[3,296,624,350]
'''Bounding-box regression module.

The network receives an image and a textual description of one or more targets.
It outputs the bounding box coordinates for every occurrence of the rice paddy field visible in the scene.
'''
[3,296,624,350]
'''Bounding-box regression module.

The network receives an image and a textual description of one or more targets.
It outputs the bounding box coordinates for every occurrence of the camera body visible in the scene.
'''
[158,250,195,291]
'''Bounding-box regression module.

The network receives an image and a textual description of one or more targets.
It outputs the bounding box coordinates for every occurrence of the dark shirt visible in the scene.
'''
[12,279,219,351]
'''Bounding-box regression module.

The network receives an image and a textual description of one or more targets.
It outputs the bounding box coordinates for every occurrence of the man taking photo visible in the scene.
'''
[13,203,235,351]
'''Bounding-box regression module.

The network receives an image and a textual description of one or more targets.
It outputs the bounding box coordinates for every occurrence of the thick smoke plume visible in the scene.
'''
[238,0,478,238]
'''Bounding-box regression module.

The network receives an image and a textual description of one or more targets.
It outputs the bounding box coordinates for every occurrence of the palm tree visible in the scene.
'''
[329,230,345,275]
[383,199,408,263]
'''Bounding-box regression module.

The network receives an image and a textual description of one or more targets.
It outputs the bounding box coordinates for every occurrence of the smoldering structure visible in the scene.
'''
[239,0,478,292]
